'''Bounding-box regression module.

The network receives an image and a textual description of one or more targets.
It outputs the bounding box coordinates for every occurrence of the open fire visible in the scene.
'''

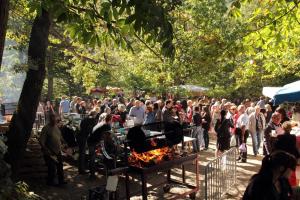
[128,147,173,168]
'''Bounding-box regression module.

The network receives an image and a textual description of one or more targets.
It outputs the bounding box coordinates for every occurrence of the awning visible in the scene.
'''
[273,80,300,105]
[262,87,282,99]
[178,85,209,93]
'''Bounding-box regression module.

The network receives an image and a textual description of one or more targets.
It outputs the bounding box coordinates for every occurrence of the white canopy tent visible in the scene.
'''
[262,87,282,99]
[178,85,209,93]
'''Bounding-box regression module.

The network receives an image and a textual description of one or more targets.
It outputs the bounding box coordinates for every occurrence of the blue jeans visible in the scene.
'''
[251,131,262,155]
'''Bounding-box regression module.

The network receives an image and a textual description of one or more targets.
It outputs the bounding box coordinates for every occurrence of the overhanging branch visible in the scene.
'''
[50,27,118,66]
[134,33,164,62]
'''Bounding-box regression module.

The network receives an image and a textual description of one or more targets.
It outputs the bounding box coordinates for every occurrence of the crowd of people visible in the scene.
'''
[36,94,300,199]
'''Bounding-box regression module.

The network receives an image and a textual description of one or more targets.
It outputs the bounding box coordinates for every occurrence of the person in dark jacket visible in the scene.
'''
[78,101,87,115]
[265,104,273,125]
[215,110,234,156]
[87,114,112,178]
[276,107,290,124]
[201,106,211,150]
[243,151,296,200]
[274,121,299,159]
[77,111,97,174]
[264,112,282,155]
[191,106,202,152]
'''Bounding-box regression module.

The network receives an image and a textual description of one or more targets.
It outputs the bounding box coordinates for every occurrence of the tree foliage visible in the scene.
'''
[4,0,300,100]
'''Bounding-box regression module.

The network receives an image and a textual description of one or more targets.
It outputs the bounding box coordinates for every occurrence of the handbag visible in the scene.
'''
[239,143,247,152]
[230,135,236,147]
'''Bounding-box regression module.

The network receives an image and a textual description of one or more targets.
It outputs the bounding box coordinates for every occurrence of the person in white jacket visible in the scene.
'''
[248,106,266,156]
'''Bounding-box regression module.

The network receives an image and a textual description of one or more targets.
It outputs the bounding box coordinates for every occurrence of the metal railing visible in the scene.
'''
[204,147,237,200]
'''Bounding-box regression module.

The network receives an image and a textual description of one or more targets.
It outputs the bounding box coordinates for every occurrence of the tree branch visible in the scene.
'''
[219,1,300,57]
[134,33,164,62]
[242,0,299,38]
[295,14,300,25]
[50,27,118,66]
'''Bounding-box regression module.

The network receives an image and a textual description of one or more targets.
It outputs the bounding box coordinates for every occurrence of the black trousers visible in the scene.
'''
[203,129,209,149]
[78,139,87,173]
[235,128,249,146]
[236,128,249,161]
[88,145,97,176]
[44,154,64,184]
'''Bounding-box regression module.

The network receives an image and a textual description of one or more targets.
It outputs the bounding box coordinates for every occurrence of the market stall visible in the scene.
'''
[273,80,300,105]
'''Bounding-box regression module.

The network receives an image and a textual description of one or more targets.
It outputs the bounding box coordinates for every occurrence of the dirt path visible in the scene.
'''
[24,137,262,200]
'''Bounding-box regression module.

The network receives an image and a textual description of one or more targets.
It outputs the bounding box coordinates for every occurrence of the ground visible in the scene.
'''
[23,135,262,200]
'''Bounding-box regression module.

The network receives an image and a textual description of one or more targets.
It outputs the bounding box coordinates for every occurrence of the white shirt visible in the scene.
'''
[236,113,249,129]
[226,111,233,120]
[92,122,105,133]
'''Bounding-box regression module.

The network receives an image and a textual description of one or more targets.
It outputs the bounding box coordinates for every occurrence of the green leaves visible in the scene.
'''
[125,14,136,24]
[54,0,178,58]
[232,1,241,9]
[10,0,300,99]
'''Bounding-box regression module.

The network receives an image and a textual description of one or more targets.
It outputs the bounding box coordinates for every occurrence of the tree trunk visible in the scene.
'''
[6,9,51,179]
[0,0,9,68]
[46,49,54,100]
[47,75,54,100]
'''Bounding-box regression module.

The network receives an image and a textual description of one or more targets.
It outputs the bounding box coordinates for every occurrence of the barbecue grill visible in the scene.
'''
[123,121,199,200]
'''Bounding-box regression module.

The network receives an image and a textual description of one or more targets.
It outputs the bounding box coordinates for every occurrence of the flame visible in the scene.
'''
[128,147,172,167]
